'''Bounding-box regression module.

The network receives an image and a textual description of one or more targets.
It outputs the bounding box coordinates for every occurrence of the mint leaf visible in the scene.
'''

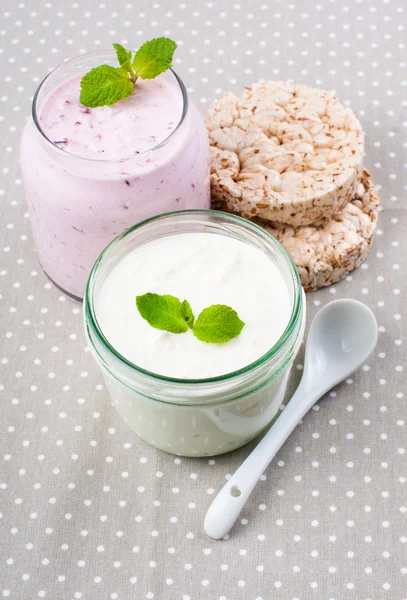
[193,305,245,344]
[113,43,132,68]
[181,300,195,329]
[136,293,189,334]
[135,294,244,344]
[80,65,134,108]
[80,38,177,107]
[133,37,177,79]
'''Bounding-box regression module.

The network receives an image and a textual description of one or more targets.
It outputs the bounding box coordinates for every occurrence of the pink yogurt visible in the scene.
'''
[20,51,210,300]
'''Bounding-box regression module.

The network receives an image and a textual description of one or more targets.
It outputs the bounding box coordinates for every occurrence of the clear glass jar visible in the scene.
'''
[20,51,210,301]
[84,210,306,457]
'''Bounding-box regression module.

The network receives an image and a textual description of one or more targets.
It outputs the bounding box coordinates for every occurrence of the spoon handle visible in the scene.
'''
[204,384,316,540]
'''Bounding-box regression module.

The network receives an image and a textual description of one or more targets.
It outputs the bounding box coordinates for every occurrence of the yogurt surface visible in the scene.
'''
[39,75,182,160]
[96,232,292,379]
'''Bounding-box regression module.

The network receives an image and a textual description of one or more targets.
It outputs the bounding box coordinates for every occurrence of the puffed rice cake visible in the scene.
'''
[207,81,365,227]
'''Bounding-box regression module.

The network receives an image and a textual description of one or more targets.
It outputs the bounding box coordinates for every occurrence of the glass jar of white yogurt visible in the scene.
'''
[84,210,305,457]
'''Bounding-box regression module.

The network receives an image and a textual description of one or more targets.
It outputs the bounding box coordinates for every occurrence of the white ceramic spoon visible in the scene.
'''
[204,299,378,540]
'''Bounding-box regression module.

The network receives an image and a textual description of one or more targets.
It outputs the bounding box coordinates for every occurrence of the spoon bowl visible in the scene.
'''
[302,299,379,394]
[204,299,378,540]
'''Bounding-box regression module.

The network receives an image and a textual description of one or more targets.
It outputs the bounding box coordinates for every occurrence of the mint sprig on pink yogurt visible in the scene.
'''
[80,37,177,108]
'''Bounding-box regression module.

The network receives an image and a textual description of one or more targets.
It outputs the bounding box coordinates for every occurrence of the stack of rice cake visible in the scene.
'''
[207,81,380,292]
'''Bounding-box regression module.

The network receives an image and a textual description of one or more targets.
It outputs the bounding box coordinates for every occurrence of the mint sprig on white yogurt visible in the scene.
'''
[136,293,245,344]
[80,37,177,108]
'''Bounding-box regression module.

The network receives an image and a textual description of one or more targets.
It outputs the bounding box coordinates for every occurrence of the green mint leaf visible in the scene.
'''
[133,37,177,79]
[136,293,189,334]
[80,65,134,108]
[80,38,177,107]
[112,43,132,68]
[181,300,195,329]
[193,305,245,344]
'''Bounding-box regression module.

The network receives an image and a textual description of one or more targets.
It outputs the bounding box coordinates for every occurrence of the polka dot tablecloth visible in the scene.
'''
[1,1,406,599]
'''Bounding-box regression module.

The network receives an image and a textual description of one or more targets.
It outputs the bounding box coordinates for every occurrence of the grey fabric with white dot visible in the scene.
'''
[1,1,406,599]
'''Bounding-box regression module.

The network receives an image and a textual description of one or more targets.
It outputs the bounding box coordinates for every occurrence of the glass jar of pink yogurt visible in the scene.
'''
[20,50,210,300]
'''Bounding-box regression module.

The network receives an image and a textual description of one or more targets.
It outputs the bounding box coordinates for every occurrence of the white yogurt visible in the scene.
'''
[96,232,291,379]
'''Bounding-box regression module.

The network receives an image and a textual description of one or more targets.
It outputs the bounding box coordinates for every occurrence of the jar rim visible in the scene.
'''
[84,209,304,386]
[31,49,189,163]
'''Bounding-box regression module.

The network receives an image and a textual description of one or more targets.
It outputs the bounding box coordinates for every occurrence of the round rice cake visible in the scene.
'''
[207,81,365,227]
[212,170,380,292]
